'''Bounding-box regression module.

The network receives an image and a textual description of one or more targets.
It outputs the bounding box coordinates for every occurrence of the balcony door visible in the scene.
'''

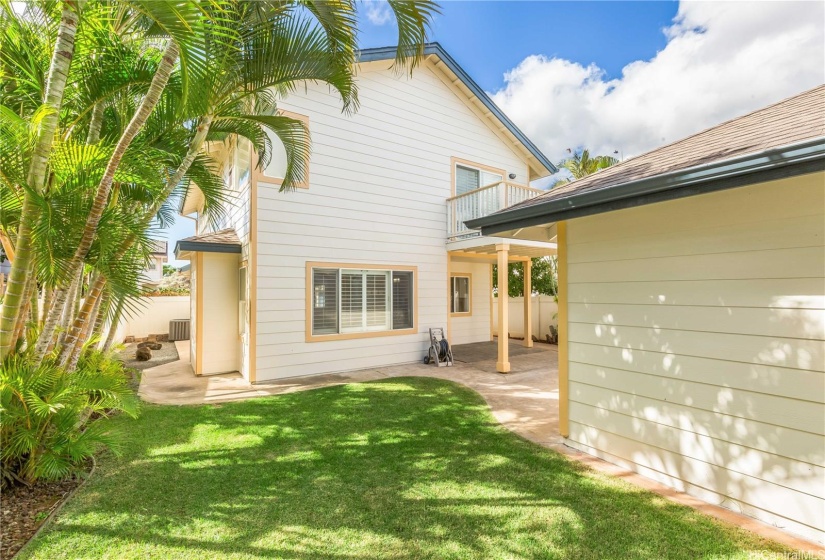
[455,164,503,233]
[455,164,502,195]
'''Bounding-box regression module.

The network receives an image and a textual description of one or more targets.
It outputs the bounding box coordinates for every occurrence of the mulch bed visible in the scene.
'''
[1,471,87,558]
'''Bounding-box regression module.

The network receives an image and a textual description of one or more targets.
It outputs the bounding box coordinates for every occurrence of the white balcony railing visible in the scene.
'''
[447,181,544,241]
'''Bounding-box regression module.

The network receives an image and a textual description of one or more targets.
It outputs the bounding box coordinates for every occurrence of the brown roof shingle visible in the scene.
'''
[178,228,241,247]
[174,229,242,258]
[511,84,825,211]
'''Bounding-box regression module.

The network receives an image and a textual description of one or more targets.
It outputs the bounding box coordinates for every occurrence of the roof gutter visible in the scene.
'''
[174,240,242,260]
[467,137,825,235]
[358,43,557,175]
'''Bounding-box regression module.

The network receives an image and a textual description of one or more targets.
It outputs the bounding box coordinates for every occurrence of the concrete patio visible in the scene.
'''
[139,339,561,447]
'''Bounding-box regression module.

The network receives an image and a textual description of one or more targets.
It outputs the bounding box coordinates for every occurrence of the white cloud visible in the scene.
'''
[364,1,392,25]
[491,1,825,168]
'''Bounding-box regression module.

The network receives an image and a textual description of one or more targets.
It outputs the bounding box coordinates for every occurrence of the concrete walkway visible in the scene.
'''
[140,340,561,447]
[138,341,820,552]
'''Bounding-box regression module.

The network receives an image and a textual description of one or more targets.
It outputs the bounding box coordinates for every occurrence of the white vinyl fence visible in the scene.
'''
[492,295,558,340]
[113,296,190,340]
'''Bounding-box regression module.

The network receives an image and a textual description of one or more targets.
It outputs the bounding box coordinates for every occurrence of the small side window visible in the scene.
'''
[451,275,471,314]
[239,267,248,335]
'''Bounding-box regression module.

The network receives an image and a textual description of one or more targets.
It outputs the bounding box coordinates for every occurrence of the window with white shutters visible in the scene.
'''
[340,271,364,331]
[310,266,415,337]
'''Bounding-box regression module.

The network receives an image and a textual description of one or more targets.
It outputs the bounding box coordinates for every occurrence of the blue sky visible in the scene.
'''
[360,1,678,90]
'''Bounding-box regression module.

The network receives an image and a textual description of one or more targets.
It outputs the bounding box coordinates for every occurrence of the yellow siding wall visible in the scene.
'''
[564,173,825,544]
[449,260,492,345]
[199,252,240,375]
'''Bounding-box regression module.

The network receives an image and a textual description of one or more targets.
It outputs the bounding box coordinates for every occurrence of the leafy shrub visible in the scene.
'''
[0,350,139,487]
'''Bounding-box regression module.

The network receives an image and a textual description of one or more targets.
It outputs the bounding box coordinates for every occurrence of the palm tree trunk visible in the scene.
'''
[9,271,35,351]
[40,287,54,327]
[36,39,179,363]
[42,267,80,358]
[10,296,30,353]
[59,273,105,365]
[57,113,214,361]
[66,288,103,369]
[30,282,39,330]
[86,101,104,144]
[0,0,84,360]
[74,273,83,317]
[159,114,214,209]
[103,297,125,352]
[92,290,111,347]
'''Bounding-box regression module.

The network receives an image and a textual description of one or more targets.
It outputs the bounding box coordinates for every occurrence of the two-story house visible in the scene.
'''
[142,240,169,285]
[174,43,558,382]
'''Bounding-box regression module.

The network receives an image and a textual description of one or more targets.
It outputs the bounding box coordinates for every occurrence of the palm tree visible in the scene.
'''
[553,148,618,187]
[1,0,439,366]
[0,0,84,357]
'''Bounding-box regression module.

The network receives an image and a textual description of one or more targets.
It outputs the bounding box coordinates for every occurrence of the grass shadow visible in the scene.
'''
[20,377,791,559]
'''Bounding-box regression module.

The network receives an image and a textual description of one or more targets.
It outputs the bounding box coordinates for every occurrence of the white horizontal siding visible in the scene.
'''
[254,63,528,380]
[564,174,825,544]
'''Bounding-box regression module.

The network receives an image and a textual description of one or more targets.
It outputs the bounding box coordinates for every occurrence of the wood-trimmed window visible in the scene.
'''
[260,109,310,189]
[451,157,505,197]
[306,262,417,342]
[450,274,471,315]
[235,137,251,189]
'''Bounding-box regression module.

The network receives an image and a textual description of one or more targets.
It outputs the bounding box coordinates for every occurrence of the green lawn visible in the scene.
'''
[20,378,788,559]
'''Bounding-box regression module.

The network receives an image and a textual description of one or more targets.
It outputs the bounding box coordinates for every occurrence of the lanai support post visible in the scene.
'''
[523,258,532,348]
[496,243,510,373]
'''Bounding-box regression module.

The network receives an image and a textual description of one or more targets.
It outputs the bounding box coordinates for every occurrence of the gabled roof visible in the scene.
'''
[468,85,825,235]
[174,228,242,259]
[358,43,557,179]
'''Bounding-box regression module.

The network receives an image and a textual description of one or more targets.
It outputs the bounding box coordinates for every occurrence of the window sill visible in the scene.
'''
[306,327,419,343]
[450,311,472,317]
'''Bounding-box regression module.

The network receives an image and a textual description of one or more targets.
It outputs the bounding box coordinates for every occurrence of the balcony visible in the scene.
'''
[447,181,545,241]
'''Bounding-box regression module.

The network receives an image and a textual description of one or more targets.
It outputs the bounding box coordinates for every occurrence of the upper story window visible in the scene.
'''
[225,164,234,191]
[235,138,251,188]
[452,158,505,197]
